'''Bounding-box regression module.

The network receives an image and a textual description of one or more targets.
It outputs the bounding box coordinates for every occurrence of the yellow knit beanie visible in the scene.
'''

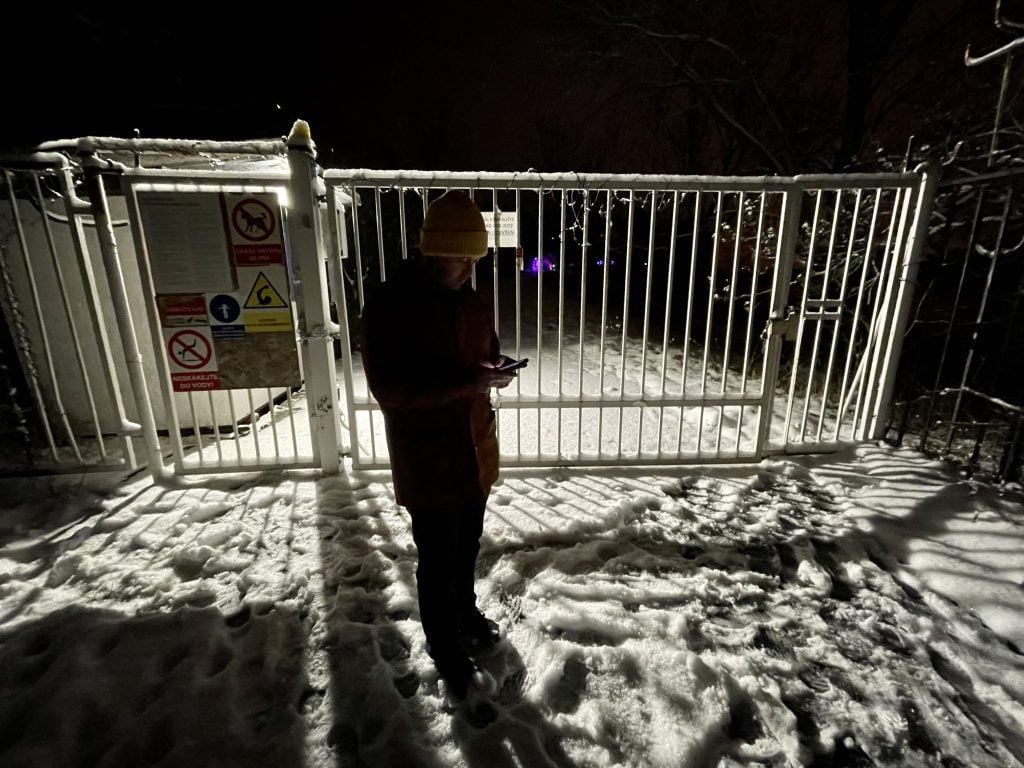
[419,190,488,258]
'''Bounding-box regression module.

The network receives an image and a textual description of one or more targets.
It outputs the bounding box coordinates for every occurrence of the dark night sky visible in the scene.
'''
[4,3,580,171]
[3,2,1009,173]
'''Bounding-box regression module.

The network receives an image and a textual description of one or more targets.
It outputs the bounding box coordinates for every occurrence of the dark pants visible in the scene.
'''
[408,496,486,658]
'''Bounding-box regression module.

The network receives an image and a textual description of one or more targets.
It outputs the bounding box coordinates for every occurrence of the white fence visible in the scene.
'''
[0,135,341,478]
[326,170,936,469]
[0,132,935,478]
[0,158,141,473]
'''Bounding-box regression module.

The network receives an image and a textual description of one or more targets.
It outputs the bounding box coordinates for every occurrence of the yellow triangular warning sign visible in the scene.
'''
[244,271,288,309]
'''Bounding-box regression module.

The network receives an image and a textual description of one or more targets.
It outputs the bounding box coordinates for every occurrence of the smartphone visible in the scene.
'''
[494,357,529,372]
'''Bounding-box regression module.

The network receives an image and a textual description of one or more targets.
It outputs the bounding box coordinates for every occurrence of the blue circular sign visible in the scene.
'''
[209,294,241,324]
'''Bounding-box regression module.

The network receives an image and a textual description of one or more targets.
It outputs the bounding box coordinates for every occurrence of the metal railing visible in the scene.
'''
[0,129,936,477]
[0,156,140,474]
[888,166,1024,482]
[0,129,342,478]
[326,168,933,470]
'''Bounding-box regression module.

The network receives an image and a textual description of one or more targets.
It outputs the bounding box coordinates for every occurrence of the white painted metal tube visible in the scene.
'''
[800,191,844,440]
[817,189,862,442]
[861,187,914,438]
[246,389,262,461]
[617,192,636,459]
[227,391,242,461]
[597,190,613,454]
[514,189,522,456]
[33,172,107,458]
[490,189,500,335]
[64,168,137,465]
[853,189,904,435]
[351,187,366,311]
[39,136,286,156]
[657,191,681,454]
[638,192,658,453]
[208,392,223,463]
[557,190,568,454]
[374,186,386,282]
[286,128,341,473]
[536,186,544,402]
[739,193,768,450]
[326,184,361,464]
[756,189,803,456]
[681,193,701,397]
[639,192,658,397]
[266,387,281,458]
[619,192,636,399]
[577,195,591,456]
[399,188,409,262]
[697,192,724,452]
[187,393,205,465]
[721,192,744,398]
[835,190,881,438]
[286,388,300,457]
[870,165,940,440]
[5,171,81,461]
[120,181,184,473]
[783,190,823,444]
[80,158,166,479]
[326,169,922,192]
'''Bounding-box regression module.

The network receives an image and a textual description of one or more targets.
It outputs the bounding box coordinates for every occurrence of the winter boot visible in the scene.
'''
[459,608,502,656]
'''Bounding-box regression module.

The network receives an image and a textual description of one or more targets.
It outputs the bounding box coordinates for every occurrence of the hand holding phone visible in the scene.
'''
[484,355,529,372]
[476,356,527,391]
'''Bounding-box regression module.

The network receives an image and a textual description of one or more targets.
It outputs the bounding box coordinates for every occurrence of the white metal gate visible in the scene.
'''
[326,168,936,469]
[1,138,345,479]
[0,157,143,474]
[117,147,341,476]
[0,132,936,477]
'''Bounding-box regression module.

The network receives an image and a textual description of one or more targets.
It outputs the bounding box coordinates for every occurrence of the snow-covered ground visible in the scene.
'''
[0,439,1022,767]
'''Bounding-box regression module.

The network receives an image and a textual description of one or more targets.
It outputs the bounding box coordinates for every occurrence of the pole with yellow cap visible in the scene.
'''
[285,119,341,473]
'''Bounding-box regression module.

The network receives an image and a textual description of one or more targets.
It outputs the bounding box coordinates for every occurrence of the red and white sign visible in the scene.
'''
[163,328,219,391]
[231,197,276,242]
[171,372,221,392]
[227,193,285,265]
[156,293,207,326]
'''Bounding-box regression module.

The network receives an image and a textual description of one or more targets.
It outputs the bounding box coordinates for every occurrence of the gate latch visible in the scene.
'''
[766,308,799,341]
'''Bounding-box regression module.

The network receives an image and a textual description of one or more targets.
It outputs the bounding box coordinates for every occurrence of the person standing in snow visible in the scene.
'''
[359,190,518,700]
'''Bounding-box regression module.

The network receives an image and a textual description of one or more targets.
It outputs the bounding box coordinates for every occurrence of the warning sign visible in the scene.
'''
[242,310,293,333]
[157,294,207,327]
[226,193,285,265]
[244,271,289,309]
[166,329,214,371]
[172,372,222,391]
[163,327,220,391]
[147,191,299,391]
[231,198,276,242]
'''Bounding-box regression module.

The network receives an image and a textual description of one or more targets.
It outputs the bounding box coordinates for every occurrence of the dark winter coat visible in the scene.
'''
[359,258,500,508]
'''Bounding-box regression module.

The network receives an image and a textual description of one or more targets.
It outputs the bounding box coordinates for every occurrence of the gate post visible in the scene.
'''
[869,164,940,440]
[285,120,341,474]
